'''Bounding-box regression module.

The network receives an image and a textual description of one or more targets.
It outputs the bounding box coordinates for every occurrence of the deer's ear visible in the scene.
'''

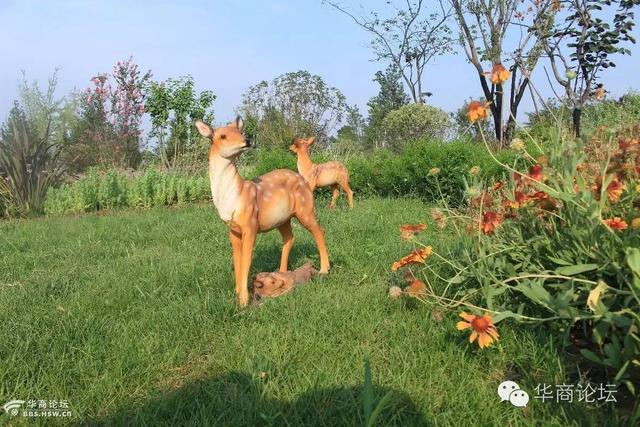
[235,115,244,131]
[195,120,213,138]
[307,137,316,146]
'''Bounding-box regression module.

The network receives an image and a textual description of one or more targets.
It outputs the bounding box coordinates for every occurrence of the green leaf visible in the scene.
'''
[492,310,519,324]
[548,256,573,266]
[555,264,598,276]
[580,348,603,365]
[367,391,394,427]
[516,281,553,310]
[363,356,374,423]
[626,248,640,275]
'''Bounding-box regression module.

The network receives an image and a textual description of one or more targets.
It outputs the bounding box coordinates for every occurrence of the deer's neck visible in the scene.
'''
[208,147,243,222]
[297,149,315,176]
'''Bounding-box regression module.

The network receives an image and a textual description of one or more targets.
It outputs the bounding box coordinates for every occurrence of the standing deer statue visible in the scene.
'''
[195,117,330,308]
[290,137,354,209]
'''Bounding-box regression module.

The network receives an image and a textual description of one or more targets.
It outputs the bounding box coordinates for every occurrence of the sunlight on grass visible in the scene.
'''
[0,199,616,425]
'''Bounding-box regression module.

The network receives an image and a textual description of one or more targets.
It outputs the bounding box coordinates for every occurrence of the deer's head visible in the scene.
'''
[289,136,316,153]
[195,116,252,159]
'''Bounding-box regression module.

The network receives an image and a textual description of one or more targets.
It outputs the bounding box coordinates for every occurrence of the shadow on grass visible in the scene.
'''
[251,240,342,274]
[88,371,430,426]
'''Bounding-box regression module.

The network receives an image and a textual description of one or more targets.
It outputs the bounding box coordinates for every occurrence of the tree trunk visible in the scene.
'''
[572,108,582,137]
[494,84,503,143]
[476,71,500,142]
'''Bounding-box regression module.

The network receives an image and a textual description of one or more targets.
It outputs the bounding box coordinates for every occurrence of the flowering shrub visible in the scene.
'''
[390,122,640,393]
[69,57,151,171]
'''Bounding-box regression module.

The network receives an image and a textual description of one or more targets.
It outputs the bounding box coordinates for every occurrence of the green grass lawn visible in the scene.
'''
[0,198,620,426]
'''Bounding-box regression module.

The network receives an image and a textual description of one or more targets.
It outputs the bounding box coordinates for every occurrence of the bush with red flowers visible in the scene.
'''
[390,122,640,394]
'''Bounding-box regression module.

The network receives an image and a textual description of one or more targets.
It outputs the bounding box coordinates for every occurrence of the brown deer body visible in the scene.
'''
[290,137,354,209]
[195,118,330,308]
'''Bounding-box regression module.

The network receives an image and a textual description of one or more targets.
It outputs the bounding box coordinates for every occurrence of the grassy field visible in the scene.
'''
[0,198,621,426]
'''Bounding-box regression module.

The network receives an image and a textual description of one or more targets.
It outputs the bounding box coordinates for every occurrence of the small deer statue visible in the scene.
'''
[195,117,330,308]
[290,137,354,209]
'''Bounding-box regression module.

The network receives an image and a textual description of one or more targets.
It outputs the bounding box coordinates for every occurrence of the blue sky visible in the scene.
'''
[1,0,638,128]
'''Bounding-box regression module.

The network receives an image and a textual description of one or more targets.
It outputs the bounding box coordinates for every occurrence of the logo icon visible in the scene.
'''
[498,381,529,407]
[3,400,25,416]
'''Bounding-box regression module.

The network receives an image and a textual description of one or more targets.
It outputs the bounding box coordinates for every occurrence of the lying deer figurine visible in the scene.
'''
[252,262,317,301]
[290,137,354,209]
[195,117,330,308]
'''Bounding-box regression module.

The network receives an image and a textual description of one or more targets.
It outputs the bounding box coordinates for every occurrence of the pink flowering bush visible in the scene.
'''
[69,57,151,171]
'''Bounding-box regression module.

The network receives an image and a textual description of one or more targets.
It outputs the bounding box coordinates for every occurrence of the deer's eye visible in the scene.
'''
[220,134,227,140]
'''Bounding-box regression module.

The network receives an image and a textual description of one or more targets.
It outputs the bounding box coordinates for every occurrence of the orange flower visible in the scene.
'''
[481,211,503,234]
[470,192,494,208]
[528,164,544,182]
[595,86,605,100]
[487,64,511,85]
[602,217,628,230]
[513,191,530,208]
[529,191,549,201]
[631,217,640,229]
[467,101,490,123]
[513,172,525,190]
[400,223,427,240]
[618,137,638,152]
[607,178,626,202]
[492,181,504,192]
[431,208,447,229]
[456,312,500,349]
[391,246,433,271]
[405,279,427,298]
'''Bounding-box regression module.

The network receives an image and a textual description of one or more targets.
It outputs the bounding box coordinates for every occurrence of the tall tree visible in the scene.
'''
[366,64,410,147]
[337,105,366,142]
[534,0,639,137]
[145,75,215,168]
[451,0,550,144]
[325,0,454,103]
[241,70,347,147]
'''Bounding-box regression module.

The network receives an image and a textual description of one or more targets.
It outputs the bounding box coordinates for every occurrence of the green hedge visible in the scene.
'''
[44,167,210,216]
[244,139,515,206]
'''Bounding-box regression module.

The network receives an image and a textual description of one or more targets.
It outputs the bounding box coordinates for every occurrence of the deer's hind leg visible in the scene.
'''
[278,220,294,272]
[295,188,329,274]
[328,184,340,209]
[339,176,354,209]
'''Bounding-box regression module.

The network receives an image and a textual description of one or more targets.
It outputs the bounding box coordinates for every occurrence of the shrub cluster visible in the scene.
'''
[244,139,515,207]
[393,123,640,393]
[380,103,451,150]
[44,167,210,215]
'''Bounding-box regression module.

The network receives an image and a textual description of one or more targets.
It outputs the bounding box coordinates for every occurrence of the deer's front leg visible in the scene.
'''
[229,230,242,294]
[237,228,257,308]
